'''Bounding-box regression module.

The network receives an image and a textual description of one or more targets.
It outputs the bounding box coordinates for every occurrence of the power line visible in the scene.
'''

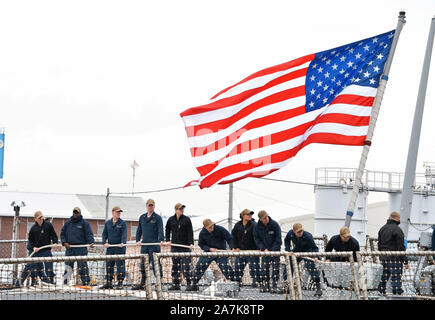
[109,176,320,196]
[108,175,355,196]
[259,177,317,186]
[110,185,193,195]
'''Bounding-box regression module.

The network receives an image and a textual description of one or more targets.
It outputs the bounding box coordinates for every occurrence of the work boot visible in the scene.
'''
[168,283,181,291]
[260,281,270,293]
[271,282,284,294]
[314,282,322,297]
[185,282,195,291]
[100,281,113,289]
[116,280,123,289]
[186,281,199,292]
[30,278,37,286]
[46,276,55,285]
[131,283,145,290]
[251,281,258,288]
[14,280,23,288]
[132,277,146,290]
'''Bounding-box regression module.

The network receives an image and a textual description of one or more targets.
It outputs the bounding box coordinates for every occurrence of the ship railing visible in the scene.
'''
[0,249,434,300]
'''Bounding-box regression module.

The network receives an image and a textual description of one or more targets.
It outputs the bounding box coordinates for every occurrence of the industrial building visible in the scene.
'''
[0,190,145,257]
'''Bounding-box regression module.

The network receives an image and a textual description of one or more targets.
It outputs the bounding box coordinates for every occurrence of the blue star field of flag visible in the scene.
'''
[305,30,395,112]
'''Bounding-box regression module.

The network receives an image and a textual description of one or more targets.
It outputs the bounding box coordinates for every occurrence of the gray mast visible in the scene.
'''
[399,16,435,242]
[344,11,406,227]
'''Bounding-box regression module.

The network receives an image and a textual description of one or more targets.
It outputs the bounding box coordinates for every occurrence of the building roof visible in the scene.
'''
[0,190,146,221]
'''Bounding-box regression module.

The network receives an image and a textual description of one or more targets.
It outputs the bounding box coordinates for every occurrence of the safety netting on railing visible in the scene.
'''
[0,246,434,300]
[0,253,150,300]
[153,251,291,300]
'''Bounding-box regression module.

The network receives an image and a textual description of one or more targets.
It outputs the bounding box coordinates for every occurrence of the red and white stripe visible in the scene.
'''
[181,55,376,189]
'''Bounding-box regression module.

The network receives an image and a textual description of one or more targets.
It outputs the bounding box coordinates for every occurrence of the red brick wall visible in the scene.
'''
[0,217,139,240]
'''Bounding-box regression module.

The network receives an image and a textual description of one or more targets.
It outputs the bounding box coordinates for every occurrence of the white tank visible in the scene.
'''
[389,192,435,241]
[314,185,368,245]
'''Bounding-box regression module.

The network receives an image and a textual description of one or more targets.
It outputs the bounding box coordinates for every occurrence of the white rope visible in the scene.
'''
[28,242,193,257]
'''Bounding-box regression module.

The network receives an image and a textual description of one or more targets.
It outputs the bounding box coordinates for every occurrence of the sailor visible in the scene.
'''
[231,209,260,288]
[377,211,409,295]
[100,206,128,289]
[165,203,194,291]
[432,225,435,264]
[190,219,235,291]
[132,199,164,290]
[325,226,360,262]
[60,207,95,286]
[284,223,322,297]
[28,211,59,284]
[253,210,283,294]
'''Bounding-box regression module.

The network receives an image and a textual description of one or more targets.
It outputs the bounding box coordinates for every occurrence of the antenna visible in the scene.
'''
[130,160,139,195]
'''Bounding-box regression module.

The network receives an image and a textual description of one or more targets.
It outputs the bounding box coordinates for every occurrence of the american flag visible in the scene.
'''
[181,30,395,189]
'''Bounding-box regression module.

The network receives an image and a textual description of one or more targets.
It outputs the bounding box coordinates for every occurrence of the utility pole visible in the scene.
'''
[11,201,25,285]
[105,187,110,222]
[131,160,139,195]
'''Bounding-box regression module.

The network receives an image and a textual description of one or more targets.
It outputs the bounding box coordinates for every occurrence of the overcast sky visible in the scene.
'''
[1,0,435,224]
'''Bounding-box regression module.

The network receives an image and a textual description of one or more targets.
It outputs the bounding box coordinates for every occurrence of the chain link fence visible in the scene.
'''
[0,240,28,259]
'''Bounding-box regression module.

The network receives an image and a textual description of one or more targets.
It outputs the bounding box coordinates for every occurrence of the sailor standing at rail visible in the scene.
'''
[231,209,260,288]
[28,211,58,285]
[325,227,360,262]
[284,223,322,297]
[377,211,409,295]
[253,210,283,294]
[165,203,195,291]
[60,207,95,286]
[190,219,235,291]
[100,206,127,289]
[132,199,164,290]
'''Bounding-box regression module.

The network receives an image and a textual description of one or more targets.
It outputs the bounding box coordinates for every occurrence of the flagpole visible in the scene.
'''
[344,11,406,228]
[398,16,435,243]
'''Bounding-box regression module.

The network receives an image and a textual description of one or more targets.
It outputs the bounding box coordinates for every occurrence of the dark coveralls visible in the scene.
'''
[16,242,40,286]
[193,225,235,283]
[253,217,282,285]
[60,216,95,285]
[136,212,164,280]
[102,218,127,283]
[377,219,408,295]
[231,219,260,284]
[432,225,435,252]
[28,220,58,283]
[325,235,360,262]
[283,230,321,284]
[165,214,194,285]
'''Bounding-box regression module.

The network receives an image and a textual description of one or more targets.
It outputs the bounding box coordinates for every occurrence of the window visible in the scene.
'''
[97,224,105,236]
[131,226,138,239]
[26,221,34,237]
